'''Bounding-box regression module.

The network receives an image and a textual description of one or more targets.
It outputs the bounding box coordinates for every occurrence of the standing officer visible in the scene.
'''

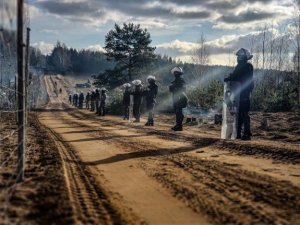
[122,83,131,120]
[78,92,84,109]
[224,48,254,140]
[85,92,91,109]
[73,93,79,107]
[131,80,143,123]
[169,67,188,131]
[95,88,101,114]
[98,88,107,116]
[90,90,96,111]
[145,75,158,126]
[69,94,72,104]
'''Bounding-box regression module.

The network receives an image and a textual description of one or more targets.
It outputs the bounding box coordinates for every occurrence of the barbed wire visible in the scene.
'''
[0,0,31,221]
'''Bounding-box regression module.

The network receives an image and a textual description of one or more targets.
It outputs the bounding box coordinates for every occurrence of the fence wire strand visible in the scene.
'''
[0,0,31,220]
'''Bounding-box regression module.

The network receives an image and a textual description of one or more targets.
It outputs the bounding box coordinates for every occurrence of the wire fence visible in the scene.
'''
[0,0,31,222]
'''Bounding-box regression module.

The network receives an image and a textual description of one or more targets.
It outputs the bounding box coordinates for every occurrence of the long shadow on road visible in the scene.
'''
[75,138,219,166]
[64,134,148,143]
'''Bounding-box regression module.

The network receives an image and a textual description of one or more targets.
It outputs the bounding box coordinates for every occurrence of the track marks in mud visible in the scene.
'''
[142,155,300,225]
[46,126,144,225]
[68,110,300,165]
[216,141,300,165]
[59,110,300,224]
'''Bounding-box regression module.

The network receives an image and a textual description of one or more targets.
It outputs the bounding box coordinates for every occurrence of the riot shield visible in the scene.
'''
[221,81,241,139]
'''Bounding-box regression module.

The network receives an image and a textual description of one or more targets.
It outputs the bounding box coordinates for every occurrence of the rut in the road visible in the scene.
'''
[59,109,300,225]
[142,155,300,225]
[69,109,300,164]
[45,124,141,225]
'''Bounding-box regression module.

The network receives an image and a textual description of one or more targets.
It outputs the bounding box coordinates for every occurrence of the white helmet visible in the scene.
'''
[132,79,142,86]
[123,83,131,88]
[147,75,156,81]
[171,66,183,75]
[236,48,253,60]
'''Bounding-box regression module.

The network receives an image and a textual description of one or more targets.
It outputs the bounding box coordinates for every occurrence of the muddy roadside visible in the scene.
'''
[0,112,73,225]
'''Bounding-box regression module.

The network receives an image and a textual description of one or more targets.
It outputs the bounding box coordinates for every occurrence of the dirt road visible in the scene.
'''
[38,75,300,225]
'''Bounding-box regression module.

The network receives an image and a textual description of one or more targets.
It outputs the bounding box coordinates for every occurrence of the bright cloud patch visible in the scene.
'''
[87,44,105,52]
[32,42,54,55]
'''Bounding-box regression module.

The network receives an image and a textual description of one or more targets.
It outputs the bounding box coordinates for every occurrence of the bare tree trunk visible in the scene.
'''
[262,27,266,70]
[191,33,210,86]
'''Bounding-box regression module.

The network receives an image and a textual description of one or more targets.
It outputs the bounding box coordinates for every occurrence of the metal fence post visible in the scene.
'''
[17,0,25,183]
[25,27,30,113]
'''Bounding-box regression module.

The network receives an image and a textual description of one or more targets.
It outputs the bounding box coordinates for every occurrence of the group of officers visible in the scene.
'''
[68,48,254,139]
[68,66,186,131]
[69,88,107,116]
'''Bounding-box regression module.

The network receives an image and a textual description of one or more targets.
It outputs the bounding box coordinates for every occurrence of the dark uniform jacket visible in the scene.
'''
[79,93,84,101]
[101,93,106,103]
[226,62,254,101]
[90,92,95,101]
[145,83,158,106]
[94,90,100,101]
[86,93,91,101]
[123,90,131,106]
[132,85,143,105]
[169,77,187,109]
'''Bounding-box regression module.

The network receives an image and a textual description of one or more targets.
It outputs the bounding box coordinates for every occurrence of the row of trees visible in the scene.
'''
[29,42,114,75]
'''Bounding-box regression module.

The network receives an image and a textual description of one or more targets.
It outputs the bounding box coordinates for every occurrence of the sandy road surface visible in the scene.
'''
[38,75,300,225]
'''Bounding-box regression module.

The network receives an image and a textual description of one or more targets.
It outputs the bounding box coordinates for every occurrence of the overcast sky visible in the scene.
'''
[27,0,296,65]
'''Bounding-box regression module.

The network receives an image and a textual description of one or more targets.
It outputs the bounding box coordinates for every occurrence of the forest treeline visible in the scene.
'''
[27,21,300,113]
[28,42,300,113]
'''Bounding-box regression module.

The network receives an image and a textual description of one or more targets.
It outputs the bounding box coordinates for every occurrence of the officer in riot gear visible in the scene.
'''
[69,94,72,104]
[169,67,187,131]
[224,48,254,140]
[131,80,143,123]
[123,83,131,120]
[98,88,107,116]
[78,92,84,109]
[145,75,158,126]
[86,92,91,109]
[73,93,79,107]
[94,88,100,114]
[90,90,96,111]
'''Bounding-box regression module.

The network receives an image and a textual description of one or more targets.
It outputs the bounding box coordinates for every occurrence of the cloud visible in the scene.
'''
[218,10,276,24]
[31,0,293,32]
[156,39,199,55]
[36,1,104,17]
[87,44,105,52]
[28,0,296,66]
[32,41,54,55]
[40,29,59,35]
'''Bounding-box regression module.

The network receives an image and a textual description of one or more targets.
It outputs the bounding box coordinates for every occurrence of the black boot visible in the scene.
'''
[241,135,251,141]
[171,125,182,131]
